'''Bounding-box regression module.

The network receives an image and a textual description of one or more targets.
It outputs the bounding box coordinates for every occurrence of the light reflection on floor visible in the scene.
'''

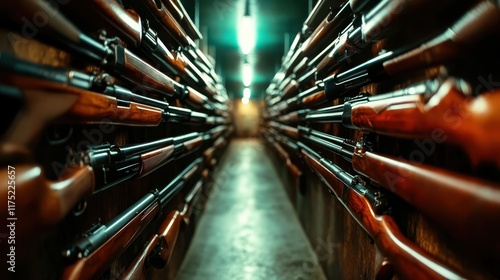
[176,139,326,280]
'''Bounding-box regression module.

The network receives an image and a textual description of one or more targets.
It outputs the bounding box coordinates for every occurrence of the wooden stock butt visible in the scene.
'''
[0,164,94,257]
[352,148,500,254]
[302,152,465,279]
[152,210,182,268]
[350,80,500,167]
[343,190,465,279]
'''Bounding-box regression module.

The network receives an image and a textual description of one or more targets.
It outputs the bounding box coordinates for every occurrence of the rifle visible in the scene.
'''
[0,0,212,108]
[301,0,337,37]
[61,0,206,88]
[125,0,192,48]
[0,52,217,119]
[122,177,202,279]
[268,82,325,113]
[299,126,500,255]
[284,2,354,80]
[305,78,500,168]
[171,0,203,40]
[162,0,183,21]
[61,157,203,280]
[0,82,164,146]
[296,142,466,279]
[278,78,440,123]
[73,125,227,192]
[0,163,94,257]
[318,0,474,79]
[322,1,500,103]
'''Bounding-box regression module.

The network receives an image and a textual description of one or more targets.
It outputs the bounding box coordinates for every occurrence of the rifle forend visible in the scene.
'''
[298,143,466,279]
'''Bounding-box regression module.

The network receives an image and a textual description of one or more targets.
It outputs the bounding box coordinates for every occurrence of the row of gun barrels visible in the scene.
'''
[263,0,500,279]
[0,0,233,279]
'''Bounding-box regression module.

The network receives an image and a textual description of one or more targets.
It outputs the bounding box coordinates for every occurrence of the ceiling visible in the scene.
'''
[183,0,311,100]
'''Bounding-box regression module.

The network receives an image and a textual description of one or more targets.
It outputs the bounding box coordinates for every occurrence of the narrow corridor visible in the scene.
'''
[176,139,326,280]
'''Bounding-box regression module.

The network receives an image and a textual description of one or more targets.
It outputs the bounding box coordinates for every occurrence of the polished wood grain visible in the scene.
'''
[91,0,142,47]
[62,203,160,280]
[161,0,184,21]
[0,164,94,257]
[123,179,203,279]
[352,147,500,255]
[122,48,177,95]
[384,1,500,76]
[1,75,163,146]
[301,150,466,279]
[282,80,300,101]
[140,136,203,177]
[343,190,465,279]
[301,150,345,197]
[142,0,189,46]
[301,90,326,108]
[301,2,352,58]
[186,86,209,106]
[351,79,500,167]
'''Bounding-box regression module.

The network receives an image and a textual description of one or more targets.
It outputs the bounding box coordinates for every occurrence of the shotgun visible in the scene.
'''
[299,126,500,255]
[278,78,441,123]
[0,0,211,108]
[0,162,95,257]
[317,0,471,78]
[0,52,216,118]
[0,83,164,146]
[305,78,500,168]
[71,125,227,192]
[268,82,325,113]
[61,157,203,280]
[282,2,353,80]
[61,0,205,88]
[301,0,337,37]
[297,142,466,279]
[122,178,203,279]
[322,1,500,103]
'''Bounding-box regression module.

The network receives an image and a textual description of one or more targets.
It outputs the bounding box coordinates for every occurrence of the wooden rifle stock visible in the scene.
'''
[351,147,500,255]
[62,158,203,279]
[384,1,500,76]
[301,2,353,58]
[62,202,161,280]
[139,136,203,177]
[137,0,191,47]
[349,79,500,167]
[0,79,162,146]
[161,0,184,21]
[301,127,500,256]
[1,0,195,99]
[300,149,466,279]
[122,210,182,280]
[0,164,94,257]
[123,180,203,279]
[67,0,188,75]
[323,1,500,103]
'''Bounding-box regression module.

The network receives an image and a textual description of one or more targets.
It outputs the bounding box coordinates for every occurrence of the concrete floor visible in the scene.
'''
[176,139,326,280]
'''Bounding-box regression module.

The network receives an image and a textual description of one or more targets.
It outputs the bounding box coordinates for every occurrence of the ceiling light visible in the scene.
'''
[243,87,251,99]
[242,63,253,86]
